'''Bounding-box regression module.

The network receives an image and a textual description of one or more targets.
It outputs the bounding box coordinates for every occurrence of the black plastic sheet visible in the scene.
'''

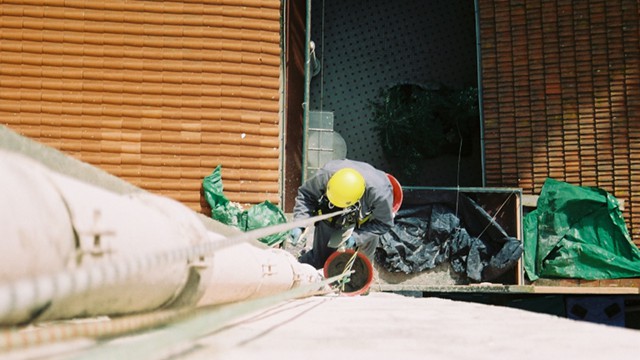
[376,192,522,282]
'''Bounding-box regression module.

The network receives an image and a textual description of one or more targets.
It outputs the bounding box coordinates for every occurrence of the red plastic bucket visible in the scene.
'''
[323,249,374,296]
[386,173,403,214]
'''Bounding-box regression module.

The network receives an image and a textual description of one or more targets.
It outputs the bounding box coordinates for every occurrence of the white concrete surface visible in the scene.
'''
[3,292,640,359]
[174,292,638,360]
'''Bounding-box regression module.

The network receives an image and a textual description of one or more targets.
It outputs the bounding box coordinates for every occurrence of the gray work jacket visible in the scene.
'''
[293,159,394,247]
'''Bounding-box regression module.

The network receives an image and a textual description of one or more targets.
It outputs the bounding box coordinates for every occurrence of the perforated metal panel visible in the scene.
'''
[308,0,478,179]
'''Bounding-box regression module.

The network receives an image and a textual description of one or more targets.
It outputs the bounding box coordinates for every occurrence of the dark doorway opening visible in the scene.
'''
[305,0,482,187]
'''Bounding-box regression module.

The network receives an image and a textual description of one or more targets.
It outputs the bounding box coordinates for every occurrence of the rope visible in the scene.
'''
[476,191,516,239]
[0,209,351,331]
[70,273,349,360]
[336,251,359,293]
[0,273,348,354]
[0,308,190,352]
[455,135,463,219]
[319,0,326,112]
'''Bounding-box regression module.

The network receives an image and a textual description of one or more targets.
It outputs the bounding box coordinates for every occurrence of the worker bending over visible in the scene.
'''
[290,159,395,269]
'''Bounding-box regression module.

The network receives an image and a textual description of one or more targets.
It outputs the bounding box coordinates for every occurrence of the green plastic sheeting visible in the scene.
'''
[202,165,288,247]
[524,178,640,281]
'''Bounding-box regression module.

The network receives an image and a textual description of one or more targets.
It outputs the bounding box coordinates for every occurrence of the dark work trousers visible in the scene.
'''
[298,220,379,269]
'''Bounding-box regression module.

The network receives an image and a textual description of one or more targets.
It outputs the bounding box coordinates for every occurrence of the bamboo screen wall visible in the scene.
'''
[478,0,640,245]
[0,0,283,212]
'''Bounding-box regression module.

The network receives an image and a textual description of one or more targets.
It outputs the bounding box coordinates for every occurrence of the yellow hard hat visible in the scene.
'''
[326,168,366,208]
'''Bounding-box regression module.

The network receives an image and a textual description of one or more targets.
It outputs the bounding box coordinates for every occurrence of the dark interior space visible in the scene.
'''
[307,0,482,187]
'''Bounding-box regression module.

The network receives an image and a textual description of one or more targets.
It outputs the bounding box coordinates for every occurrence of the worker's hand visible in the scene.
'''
[289,227,304,246]
[337,236,356,252]
[344,236,356,250]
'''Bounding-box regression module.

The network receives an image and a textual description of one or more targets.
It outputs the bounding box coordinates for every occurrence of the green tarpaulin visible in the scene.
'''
[524,178,640,281]
[202,165,288,247]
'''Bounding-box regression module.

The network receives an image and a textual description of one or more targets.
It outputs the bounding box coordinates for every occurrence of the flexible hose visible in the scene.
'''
[0,273,347,354]
[0,209,350,350]
[0,209,348,324]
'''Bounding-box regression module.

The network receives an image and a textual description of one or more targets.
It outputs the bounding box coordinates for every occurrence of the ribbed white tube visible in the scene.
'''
[0,150,329,327]
[0,151,199,324]
[0,153,76,324]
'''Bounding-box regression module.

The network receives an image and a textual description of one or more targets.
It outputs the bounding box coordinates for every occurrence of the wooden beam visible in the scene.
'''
[522,194,625,210]
[375,283,640,295]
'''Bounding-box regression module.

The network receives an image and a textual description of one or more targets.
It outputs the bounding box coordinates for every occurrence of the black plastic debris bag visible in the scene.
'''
[376,192,522,282]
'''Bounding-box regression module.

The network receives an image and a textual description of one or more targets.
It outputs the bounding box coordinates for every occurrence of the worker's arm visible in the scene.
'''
[351,185,394,247]
[292,171,331,220]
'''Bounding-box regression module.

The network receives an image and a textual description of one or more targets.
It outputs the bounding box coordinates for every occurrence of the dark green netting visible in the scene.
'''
[523,178,640,281]
[202,165,287,247]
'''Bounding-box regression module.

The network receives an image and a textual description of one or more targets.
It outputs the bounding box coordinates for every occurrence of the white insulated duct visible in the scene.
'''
[197,241,321,306]
[0,150,206,324]
[37,173,206,322]
[0,153,76,325]
[0,150,323,327]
